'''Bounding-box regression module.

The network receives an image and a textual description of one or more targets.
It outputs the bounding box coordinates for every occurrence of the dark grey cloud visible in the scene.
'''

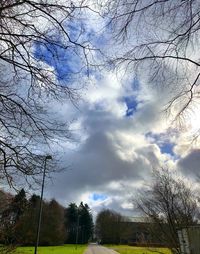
[39,60,189,217]
[46,131,150,198]
[44,104,165,216]
[178,149,200,179]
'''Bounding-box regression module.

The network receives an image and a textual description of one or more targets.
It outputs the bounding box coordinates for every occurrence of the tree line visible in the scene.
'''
[95,209,130,244]
[0,189,93,246]
[0,168,199,254]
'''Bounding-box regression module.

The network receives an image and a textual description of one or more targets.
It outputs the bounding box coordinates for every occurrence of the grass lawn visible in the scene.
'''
[13,244,87,254]
[106,245,172,254]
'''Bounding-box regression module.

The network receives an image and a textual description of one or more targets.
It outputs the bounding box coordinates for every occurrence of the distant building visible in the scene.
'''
[120,218,167,247]
[178,226,200,254]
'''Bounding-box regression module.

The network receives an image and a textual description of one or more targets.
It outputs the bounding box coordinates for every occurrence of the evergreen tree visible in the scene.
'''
[15,194,40,245]
[65,202,93,244]
[11,189,27,223]
[1,191,93,246]
[79,202,93,243]
[64,203,78,243]
[0,189,28,244]
[0,190,12,244]
[40,199,66,245]
[16,196,66,246]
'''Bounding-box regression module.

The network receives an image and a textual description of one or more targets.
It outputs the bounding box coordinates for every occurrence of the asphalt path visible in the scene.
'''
[84,244,119,254]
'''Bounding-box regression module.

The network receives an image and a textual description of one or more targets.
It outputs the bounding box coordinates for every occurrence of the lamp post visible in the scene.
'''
[34,155,52,254]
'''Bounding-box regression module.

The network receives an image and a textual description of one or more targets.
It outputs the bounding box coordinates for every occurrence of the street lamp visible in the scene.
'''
[34,155,52,254]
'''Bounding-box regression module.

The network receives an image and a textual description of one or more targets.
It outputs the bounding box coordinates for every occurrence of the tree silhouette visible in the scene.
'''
[0,0,97,187]
[137,169,198,253]
[103,0,200,125]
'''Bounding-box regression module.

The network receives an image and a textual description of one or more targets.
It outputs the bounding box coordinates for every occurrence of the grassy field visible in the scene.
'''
[13,244,87,254]
[106,245,172,254]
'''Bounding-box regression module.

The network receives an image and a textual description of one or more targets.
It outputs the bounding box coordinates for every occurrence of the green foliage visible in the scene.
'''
[0,189,94,247]
[65,202,93,244]
[78,202,94,244]
[17,197,66,246]
[0,190,67,246]
[65,203,78,243]
[11,189,27,223]
[39,200,66,245]
[12,244,87,254]
[15,194,40,245]
[0,189,28,244]
[106,245,171,254]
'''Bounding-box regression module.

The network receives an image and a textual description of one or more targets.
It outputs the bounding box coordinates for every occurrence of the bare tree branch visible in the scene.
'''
[137,168,199,254]
[103,0,200,126]
[0,0,99,187]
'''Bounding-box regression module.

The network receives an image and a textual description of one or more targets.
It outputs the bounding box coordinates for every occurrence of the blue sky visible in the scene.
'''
[34,41,81,81]
[160,143,175,156]
[90,193,108,201]
[34,13,106,82]
[124,95,138,117]
[146,132,175,156]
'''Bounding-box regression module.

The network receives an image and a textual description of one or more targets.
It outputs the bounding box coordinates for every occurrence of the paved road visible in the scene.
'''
[84,244,119,254]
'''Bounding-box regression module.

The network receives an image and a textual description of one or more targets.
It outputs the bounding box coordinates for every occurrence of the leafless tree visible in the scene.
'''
[137,168,199,254]
[95,209,126,244]
[102,0,200,124]
[0,190,13,253]
[0,0,99,188]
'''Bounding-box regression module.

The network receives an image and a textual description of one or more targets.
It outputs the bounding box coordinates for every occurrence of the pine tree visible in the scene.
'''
[64,203,78,243]
[65,202,94,244]
[11,189,27,223]
[39,199,66,245]
[14,194,40,245]
[79,202,93,243]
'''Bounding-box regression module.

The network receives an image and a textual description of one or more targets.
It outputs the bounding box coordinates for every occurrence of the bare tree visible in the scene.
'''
[137,169,199,254]
[102,0,200,123]
[0,0,98,187]
[95,209,126,244]
[0,190,14,253]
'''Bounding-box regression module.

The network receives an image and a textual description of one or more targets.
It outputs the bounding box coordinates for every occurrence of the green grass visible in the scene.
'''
[105,245,172,254]
[13,244,87,254]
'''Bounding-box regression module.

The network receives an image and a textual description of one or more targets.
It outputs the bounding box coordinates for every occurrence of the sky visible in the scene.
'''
[12,2,200,218]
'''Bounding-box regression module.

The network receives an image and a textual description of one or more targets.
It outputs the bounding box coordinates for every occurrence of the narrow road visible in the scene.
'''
[84,244,119,254]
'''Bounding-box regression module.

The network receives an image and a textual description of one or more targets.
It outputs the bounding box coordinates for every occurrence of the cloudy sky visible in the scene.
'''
[25,3,200,218]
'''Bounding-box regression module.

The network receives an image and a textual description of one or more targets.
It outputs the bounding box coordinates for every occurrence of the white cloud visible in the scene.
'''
[44,81,177,216]
[6,2,199,219]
